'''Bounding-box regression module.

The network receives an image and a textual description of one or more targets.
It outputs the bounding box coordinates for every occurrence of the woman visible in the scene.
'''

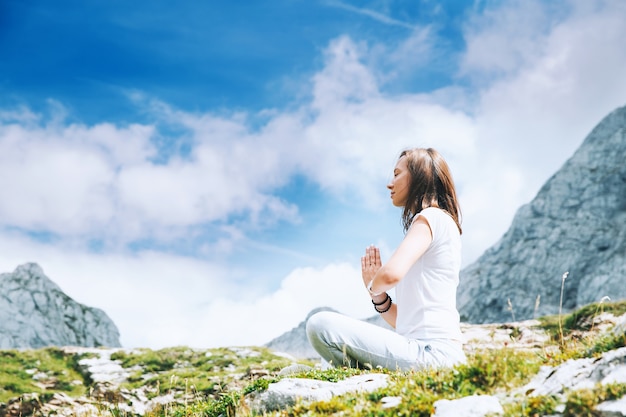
[306,148,466,371]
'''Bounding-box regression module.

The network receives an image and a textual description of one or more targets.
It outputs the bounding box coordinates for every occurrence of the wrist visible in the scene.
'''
[367,279,383,296]
[373,293,393,313]
[371,293,388,305]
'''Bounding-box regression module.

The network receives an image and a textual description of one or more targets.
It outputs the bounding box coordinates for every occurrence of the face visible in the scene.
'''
[387,156,411,207]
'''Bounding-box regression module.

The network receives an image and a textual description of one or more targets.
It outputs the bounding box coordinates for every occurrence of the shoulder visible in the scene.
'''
[417,207,447,222]
[416,207,458,238]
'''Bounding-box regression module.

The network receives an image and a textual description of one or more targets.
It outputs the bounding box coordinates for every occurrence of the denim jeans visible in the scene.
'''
[306,311,466,371]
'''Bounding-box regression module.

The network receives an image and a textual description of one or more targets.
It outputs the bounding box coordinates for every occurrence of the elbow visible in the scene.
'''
[378,268,402,287]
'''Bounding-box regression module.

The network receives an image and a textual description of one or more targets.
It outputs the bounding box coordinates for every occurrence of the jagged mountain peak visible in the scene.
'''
[457,104,626,323]
[0,263,121,349]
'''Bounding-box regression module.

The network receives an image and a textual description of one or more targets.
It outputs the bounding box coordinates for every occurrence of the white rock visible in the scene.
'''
[596,395,626,417]
[78,349,131,384]
[380,396,402,409]
[247,373,388,413]
[433,395,504,417]
[613,313,626,337]
[523,347,626,397]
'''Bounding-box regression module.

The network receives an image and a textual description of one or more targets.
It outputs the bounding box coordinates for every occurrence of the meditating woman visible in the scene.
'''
[306,147,466,371]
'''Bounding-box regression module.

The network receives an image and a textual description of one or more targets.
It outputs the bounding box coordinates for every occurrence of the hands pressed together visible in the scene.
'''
[361,245,393,314]
[361,245,381,285]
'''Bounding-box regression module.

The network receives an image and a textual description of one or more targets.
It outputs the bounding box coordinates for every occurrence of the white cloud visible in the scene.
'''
[192,262,372,348]
[325,1,416,29]
[0,234,232,348]
[1,0,626,349]
[0,117,150,235]
[461,0,553,77]
[452,0,626,261]
[0,233,369,349]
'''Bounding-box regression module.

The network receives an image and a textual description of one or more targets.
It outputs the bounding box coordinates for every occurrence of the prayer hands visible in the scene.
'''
[361,245,381,288]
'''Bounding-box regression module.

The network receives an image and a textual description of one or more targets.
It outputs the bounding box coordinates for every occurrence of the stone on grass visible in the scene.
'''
[245,373,388,413]
[432,395,504,417]
[596,396,626,417]
[523,347,626,396]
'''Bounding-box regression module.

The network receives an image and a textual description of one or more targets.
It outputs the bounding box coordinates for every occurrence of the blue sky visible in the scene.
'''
[2,0,626,349]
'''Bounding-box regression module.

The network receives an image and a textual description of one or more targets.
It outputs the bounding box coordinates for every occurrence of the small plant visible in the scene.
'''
[533,294,541,319]
[504,393,559,416]
[589,296,611,333]
[540,299,626,341]
[298,366,364,383]
[507,298,516,322]
[558,271,569,350]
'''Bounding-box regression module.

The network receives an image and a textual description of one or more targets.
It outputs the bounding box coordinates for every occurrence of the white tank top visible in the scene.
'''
[394,207,463,342]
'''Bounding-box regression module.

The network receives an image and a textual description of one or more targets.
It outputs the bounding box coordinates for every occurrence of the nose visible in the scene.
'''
[387,180,393,190]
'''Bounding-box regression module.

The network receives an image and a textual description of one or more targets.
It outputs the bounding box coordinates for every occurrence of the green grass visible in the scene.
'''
[538,300,626,362]
[0,347,88,403]
[109,346,297,402]
[563,383,626,417]
[144,347,546,417]
[540,300,626,338]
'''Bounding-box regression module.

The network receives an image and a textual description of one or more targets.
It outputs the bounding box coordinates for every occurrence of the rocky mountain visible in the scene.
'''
[458,104,626,323]
[0,263,121,349]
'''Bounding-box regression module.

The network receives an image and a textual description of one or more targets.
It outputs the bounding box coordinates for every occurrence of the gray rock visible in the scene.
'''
[0,263,121,348]
[244,373,389,414]
[522,346,626,397]
[458,104,626,324]
[596,396,626,417]
[432,395,504,417]
[614,314,626,337]
[277,363,314,376]
[73,348,132,384]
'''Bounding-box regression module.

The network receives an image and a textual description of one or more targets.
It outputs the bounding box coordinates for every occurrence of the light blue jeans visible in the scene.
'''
[306,311,466,371]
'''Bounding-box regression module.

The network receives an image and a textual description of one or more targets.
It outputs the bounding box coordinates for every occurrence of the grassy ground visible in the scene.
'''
[1,300,625,416]
[0,347,88,403]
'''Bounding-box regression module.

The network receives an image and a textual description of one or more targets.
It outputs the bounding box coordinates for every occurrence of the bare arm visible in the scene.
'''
[361,216,433,328]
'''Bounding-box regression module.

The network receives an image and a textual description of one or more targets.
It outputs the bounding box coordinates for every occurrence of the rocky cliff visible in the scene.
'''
[457,104,626,323]
[0,263,121,348]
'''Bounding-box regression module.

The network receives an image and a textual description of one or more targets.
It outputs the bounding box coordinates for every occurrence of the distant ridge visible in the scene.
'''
[458,104,626,323]
[265,307,336,359]
[0,263,121,349]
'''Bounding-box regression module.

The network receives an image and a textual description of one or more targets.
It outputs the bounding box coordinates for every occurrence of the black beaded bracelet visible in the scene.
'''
[371,293,389,306]
[374,295,392,313]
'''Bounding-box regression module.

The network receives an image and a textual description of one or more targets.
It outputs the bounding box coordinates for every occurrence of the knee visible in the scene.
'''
[306,311,336,342]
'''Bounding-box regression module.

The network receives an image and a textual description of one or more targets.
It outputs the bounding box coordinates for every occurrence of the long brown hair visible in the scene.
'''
[398,148,462,234]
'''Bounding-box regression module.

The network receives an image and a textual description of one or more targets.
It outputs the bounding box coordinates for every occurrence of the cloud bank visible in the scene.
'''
[1,0,626,348]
